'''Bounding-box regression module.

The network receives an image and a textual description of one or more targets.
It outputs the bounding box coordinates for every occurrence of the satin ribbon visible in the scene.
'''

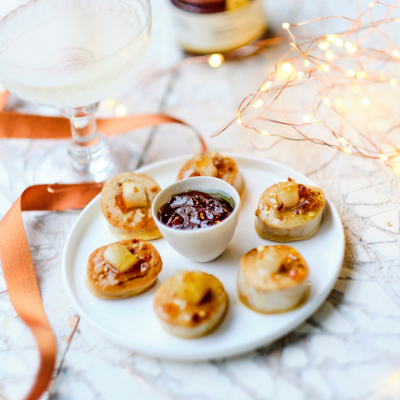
[0,91,206,399]
[0,91,206,151]
[0,183,103,400]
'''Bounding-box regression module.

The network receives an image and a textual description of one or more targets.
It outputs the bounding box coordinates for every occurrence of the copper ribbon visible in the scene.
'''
[0,91,206,399]
[0,92,206,151]
[0,183,103,400]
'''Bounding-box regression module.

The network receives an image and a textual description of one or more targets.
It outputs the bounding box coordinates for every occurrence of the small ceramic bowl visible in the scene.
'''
[152,177,241,262]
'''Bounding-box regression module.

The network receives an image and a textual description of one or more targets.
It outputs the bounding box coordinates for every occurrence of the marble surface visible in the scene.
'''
[1,0,400,399]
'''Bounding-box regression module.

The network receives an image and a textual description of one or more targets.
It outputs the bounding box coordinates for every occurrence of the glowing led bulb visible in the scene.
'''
[356,71,367,79]
[253,99,264,108]
[282,22,290,29]
[323,97,331,106]
[390,78,397,86]
[326,50,334,59]
[334,38,343,47]
[343,148,352,154]
[208,54,224,68]
[297,71,304,78]
[116,105,127,116]
[380,154,388,162]
[260,130,270,136]
[321,65,330,72]
[260,81,272,91]
[345,69,355,77]
[345,42,356,54]
[105,98,116,109]
[237,117,242,125]
[369,2,375,7]
[304,59,310,67]
[362,97,370,106]
[318,41,330,51]
[281,63,293,74]
[302,113,313,123]
[327,35,335,42]
[393,50,400,59]
[335,98,344,107]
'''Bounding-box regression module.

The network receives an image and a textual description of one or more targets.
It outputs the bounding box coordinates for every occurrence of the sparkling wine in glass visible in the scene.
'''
[0,0,151,180]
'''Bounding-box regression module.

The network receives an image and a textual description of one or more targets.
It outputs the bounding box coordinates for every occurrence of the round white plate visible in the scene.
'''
[62,154,344,361]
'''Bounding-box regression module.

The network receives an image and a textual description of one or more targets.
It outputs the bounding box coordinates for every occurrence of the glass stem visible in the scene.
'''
[61,102,112,179]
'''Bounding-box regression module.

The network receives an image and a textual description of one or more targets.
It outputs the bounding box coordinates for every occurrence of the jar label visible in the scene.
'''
[169,0,267,53]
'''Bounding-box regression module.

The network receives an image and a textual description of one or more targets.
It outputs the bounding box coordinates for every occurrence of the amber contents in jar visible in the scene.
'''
[158,191,234,230]
[168,0,267,54]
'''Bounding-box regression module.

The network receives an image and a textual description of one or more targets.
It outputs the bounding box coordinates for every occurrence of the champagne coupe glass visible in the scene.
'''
[0,0,151,181]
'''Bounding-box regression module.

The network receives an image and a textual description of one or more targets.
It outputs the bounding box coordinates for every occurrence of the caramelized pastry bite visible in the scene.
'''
[85,239,162,299]
[255,178,325,242]
[177,152,244,194]
[238,245,309,313]
[153,270,228,338]
[101,172,162,240]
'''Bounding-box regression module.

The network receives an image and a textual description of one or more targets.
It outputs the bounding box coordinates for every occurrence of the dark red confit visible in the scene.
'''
[158,191,234,230]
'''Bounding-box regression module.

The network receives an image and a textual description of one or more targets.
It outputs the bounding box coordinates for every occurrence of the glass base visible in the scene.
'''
[67,133,113,181]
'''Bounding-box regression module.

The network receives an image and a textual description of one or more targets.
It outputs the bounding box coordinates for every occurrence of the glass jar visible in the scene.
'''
[169,0,267,54]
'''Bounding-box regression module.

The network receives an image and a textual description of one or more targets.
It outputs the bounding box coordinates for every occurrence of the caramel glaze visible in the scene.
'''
[293,183,320,215]
[255,178,322,220]
[177,153,237,185]
[158,191,233,230]
[188,155,234,179]
[114,186,159,215]
[242,245,309,290]
[115,191,129,213]
[154,273,227,328]
[87,239,160,291]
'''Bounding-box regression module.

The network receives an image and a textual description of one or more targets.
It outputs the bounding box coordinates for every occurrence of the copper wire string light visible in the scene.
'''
[208,1,400,177]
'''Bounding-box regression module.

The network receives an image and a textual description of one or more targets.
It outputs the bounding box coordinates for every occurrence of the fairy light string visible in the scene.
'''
[100,2,400,175]
[210,1,400,176]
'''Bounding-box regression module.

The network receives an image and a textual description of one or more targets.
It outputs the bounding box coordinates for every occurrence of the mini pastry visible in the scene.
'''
[255,178,325,242]
[177,152,244,194]
[238,245,309,313]
[101,172,162,240]
[153,270,228,338]
[86,239,162,299]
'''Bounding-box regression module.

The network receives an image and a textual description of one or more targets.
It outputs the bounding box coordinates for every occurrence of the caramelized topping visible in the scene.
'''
[183,153,236,182]
[244,245,308,287]
[103,243,139,273]
[89,239,158,289]
[154,270,225,327]
[115,191,128,213]
[172,271,211,304]
[293,185,320,215]
[267,178,320,216]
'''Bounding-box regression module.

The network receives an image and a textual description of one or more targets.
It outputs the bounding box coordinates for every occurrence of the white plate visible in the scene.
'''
[62,154,344,361]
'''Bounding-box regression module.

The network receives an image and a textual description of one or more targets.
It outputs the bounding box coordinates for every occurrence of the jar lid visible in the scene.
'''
[171,0,225,13]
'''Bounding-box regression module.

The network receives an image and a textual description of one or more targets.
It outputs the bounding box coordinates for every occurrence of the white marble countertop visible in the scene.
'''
[1,1,400,399]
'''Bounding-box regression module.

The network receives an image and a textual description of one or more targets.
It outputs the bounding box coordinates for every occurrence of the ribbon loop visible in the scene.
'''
[0,89,207,400]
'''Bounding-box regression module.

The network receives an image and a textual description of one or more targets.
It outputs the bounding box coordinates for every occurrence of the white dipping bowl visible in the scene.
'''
[152,177,241,262]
